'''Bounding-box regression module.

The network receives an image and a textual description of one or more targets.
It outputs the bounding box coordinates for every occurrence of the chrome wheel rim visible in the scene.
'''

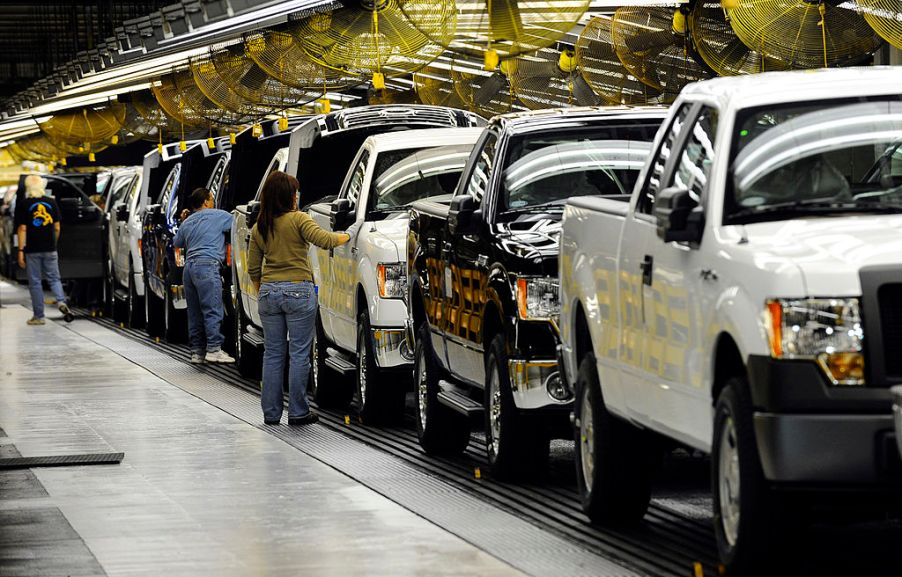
[488,362,502,461]
[718,415,741,548]
[579,385,595,492]
[417,351,428,430]
[358,333,368,408]
[235,305,242,360]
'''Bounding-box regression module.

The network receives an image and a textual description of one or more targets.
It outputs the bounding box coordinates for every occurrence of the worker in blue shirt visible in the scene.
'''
[173,187,235,364]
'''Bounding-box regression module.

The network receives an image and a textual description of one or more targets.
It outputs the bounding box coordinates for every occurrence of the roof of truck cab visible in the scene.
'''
[363,127,485,153]
[681,66,902,111]
[492,106,669,135]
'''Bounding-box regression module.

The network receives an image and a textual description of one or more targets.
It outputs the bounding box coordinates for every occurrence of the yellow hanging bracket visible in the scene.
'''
[558,49,577,73]
[111,134,119,145]
[316,98,331,114]
[207,137,215,149]
[88,152,96,162]
[179,140,187,152]
[278,116,289,132]
[251,124,263,138]
[229,133,236,145]
[372,72,386,90]
[672,10,687,35]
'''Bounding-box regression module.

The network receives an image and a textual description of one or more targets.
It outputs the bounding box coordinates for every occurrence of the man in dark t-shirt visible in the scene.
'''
[14,175,73,324]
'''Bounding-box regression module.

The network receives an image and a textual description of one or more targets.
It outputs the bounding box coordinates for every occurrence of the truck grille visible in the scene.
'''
[878,283,902,379]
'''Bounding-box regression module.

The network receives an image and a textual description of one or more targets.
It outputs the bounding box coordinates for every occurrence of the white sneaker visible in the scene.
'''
[189,353,205,364]
[205,350,235,364]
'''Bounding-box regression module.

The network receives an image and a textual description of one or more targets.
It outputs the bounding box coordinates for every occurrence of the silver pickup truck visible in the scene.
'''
[307,127,482,423]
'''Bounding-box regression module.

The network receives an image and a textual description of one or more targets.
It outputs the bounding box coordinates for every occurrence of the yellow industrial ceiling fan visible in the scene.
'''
[245,28,362,92]
[404,0,589,70]
[295,0,453,89]
[450,57,518,118]
[154,69,258,129]
[689,1,789,75]
[508,49,601,110]
[191,56,272,119]
[725,0,884,68]
[39,103,125,148]
[853,0,902,50]
[576,15,661,105]
[413,64,469,108]
[611,6,712,102]
[210,41,321,111]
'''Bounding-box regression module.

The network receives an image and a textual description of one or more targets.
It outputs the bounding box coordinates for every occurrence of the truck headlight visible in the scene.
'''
[765,298,864,386]
[377,263,406,299]
[516,277,560,322]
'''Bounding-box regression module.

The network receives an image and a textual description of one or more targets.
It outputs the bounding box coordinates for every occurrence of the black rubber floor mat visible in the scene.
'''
[0,452,124,470]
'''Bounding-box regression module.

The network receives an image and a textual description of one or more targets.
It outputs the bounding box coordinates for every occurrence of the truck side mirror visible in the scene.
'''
[247,200,261,228]
[448,195,478,236]
[654,186,704,244]
[330,198,353,230]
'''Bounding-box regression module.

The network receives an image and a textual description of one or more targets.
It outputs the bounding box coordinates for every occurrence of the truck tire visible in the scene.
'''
[309,313,352,408]
[103,259,115,318]
[353,312,405,424]
[574,353,656,525]
[713,377,785,576]
[145,278,165,339]
[127,261,145,329]
[484,334,549,480]
[164,284,187,344]
[414,322,470,455]
[234,289,262,380]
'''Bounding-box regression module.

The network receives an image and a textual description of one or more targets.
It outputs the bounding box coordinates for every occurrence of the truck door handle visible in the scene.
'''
[350,246,358,255]
[441,241,452,255]
[640,255,653,286]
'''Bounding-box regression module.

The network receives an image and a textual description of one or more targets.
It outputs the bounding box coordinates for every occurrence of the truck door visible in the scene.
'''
[643,105,719,440]
[444,131,498,384]
[329,148,370,349]
[107,174,136,282]
[45,177,104,280]
[618,104,694,422]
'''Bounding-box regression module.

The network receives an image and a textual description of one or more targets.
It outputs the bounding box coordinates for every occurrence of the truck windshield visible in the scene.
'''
[499,124,658,215]
[372,144,471,210]
[727,98,902,223]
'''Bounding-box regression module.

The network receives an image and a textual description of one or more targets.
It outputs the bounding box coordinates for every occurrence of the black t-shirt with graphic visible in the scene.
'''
[14,195,61,253]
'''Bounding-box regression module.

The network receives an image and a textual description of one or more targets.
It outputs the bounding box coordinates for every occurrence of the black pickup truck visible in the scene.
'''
[406,107,667,478]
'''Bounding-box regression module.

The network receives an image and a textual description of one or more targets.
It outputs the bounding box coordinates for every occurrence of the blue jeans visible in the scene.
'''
[258,281,316,421]
[25,251,66,319]
[183,259,224,355]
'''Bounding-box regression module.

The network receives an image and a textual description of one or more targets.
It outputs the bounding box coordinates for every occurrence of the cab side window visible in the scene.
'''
[109,176,133,207]
[666,107,719,201]
[635,104,693,215]
[344,149,370,208]
[464,132,498,205]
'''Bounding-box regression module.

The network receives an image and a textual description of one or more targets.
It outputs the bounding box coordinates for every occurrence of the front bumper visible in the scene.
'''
[508,358,573,410]
[748,355,900,485]
[371,327,413,368]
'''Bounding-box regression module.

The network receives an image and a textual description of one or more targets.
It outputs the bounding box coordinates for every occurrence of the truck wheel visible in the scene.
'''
[164,285,186,344]
[127,262,145,329]
[309,313,352,408]
[145,278,164,339]
[353,312,405,424]
[414,322,470,455]
[484,334,549,480]
[713,377,784,576]
[574,353,656,525]
[234,289,261,380]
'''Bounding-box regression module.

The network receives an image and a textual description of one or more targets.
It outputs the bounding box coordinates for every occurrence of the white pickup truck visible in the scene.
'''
[307,127,483,423]
[558,67,902,575]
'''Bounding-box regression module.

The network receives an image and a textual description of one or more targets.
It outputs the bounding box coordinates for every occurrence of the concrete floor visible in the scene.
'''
[0,280,526,577]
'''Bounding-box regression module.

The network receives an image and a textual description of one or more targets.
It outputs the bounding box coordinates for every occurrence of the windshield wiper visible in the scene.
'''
[731,198,902,221]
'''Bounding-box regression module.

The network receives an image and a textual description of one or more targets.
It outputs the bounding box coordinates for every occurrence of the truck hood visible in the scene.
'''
[368,212,409,262]
[740,215,902,295]
[492,213,561,275]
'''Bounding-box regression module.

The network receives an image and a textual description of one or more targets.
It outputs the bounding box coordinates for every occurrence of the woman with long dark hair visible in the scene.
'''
[247,171,356,425]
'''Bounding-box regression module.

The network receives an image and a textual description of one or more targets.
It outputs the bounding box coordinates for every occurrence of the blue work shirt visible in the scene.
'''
[172,208,233,263]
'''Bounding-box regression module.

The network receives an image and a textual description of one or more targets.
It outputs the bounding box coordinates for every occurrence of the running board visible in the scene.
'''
[325,348,356,375]
[241,331,265,347]
[437,382,483,417]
